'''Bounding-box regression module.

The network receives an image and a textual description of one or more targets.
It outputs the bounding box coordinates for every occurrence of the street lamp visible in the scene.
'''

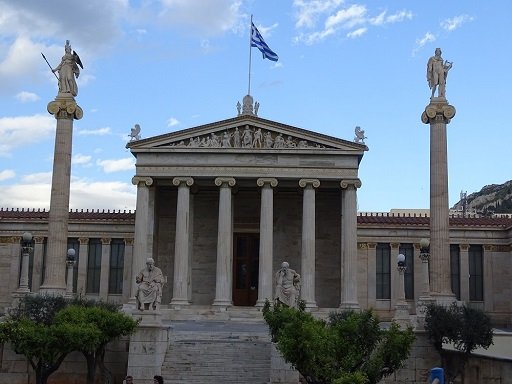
[393,253,410,327]
[65,248,76,298]
[17,232,33,293]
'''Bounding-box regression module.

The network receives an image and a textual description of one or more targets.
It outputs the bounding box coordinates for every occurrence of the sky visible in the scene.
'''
[0,0,510,213]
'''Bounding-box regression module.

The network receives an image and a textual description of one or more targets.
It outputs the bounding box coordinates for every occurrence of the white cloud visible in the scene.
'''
[416,32,436,48]
[72,154,92,166]
[159,0,246,35]
[441,14,474,31]
[0,114,55,156]
[21,172,53,183]
[293,0,344,28]
[347,27,367,39]
[97,158,135,173]
[167,117,180,127]
[293,2,412,44]
[77,127,112,136]
[0,175,136,210]
[0,169,15,181]
[15,91,40,103]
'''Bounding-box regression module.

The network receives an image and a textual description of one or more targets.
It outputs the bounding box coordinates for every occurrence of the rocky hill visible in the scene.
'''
[452,180,512,215]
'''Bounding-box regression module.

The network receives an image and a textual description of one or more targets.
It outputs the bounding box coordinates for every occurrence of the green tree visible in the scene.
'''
[55,304,139,384]
[425,303,494,382]
[262,301,415,384]
[0,295,102,384]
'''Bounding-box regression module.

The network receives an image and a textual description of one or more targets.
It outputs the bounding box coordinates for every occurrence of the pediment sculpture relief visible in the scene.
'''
[166,125,327,149]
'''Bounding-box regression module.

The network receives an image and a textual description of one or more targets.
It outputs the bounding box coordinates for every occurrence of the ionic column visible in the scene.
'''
[390,242,400,308]
[17,234,33,293]
[31,236,45,293]
[366,243,377,307]
[459,244,470,302]
[130,176,154,301]
[256,178,278,307]
[213,177,236,308]
[299,179,319,309]
[40,96,83,295]
[421,100,456,302]
[339,179,361,310]
[170,177,194,307]
[123,238,134,302]
[99,238,111,299]
[76,237,89,294]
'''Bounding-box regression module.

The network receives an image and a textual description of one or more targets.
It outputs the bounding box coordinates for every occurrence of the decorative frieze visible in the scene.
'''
[165,125,327,150]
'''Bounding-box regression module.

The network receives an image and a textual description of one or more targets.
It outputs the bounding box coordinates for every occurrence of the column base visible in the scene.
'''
[431,291,457,306]
[393,301,411,328]
[304,301,318,310]
[169,298,191,309]
[38,285,66,295]
[212,300,232,310]
[339,301,360,311]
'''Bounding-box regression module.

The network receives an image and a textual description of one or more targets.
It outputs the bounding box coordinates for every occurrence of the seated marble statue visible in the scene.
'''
[274,261,301,307]
[135,258,164,311]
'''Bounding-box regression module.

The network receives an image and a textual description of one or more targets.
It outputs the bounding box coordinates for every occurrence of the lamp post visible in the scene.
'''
[65,248,76,298]
[393,253,410,327]
[17,232,33,293]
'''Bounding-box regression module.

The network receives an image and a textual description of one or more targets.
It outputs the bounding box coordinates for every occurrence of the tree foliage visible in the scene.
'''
[425,303,494,381]
[0,295,138,384]
[262,300,415,384]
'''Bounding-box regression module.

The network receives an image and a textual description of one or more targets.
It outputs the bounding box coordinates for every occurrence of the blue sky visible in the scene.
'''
[0,0,510,212]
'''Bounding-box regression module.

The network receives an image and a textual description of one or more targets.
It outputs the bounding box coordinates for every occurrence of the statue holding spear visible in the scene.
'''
[42,40,83,97]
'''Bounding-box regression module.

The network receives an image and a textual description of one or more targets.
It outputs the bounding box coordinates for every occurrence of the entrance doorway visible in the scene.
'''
[233,233,259,306]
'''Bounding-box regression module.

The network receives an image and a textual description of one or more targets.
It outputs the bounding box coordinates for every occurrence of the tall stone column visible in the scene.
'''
[340,179,361,310]
[99,238,111,299]
[31,236,45,293]
[299,179,319,309]
[459,244,470,302]
[40,95,83,295]
[76,237,89,294]
[170,177,194,307]
[130,176,154,301]
[421,99,456,303]
[123,238,134,302]
[256,178,278,307]
[213,177,236,308]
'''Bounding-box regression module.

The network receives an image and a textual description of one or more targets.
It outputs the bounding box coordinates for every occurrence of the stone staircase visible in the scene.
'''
[162,320,272,383]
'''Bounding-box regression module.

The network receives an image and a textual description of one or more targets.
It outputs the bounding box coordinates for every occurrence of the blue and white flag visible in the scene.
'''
[251,22,278,62]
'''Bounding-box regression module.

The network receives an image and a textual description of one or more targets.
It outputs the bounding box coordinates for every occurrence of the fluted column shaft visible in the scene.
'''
[213,177,236,308]
[459,244,470,302]
[422,100,456,299]
[299,179,319,308]
[131,176,153,300]
[256,178,278,306]
[41,96,82,294]
[171,177,194,306]
[340,179,361,309]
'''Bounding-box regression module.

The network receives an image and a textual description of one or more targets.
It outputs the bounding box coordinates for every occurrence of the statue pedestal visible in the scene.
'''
[127,311,168,381]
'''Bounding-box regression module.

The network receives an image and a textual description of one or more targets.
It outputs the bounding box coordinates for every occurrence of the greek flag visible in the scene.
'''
[251,22,279,62]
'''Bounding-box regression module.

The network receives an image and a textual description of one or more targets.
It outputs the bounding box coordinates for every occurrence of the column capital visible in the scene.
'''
[172,177,194,187]
[299,178,320,188]
[257,178,278,188]
[78,237,89,245]
[124,238,134,246]
[215,177,236,187]
[34,236,45,244]
[367,242,377,249]
[47,97,83,120]
[101,238,111,245]
[459,244,470,251]
[421,100,456,125]
[132,176,153,187]
[340,179,362,189]
[390,242,400,249]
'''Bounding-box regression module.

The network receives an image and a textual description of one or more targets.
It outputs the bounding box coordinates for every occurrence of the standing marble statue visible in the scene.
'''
[275,262,301,307]
[427,48,452,98]
[135,258,164,311]
[53,40,82,97]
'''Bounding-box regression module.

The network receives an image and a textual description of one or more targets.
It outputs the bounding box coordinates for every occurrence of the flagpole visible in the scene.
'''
[248,14,253,96]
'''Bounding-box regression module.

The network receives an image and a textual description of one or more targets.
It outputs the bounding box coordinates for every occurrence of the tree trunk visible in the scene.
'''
[85,353,98,384]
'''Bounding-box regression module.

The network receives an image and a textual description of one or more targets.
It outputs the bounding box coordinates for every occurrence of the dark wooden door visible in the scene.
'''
[233,233,259,306]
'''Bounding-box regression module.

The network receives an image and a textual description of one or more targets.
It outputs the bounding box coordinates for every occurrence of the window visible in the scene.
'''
[109,239,125,294]
[67,238,80,293]
[376,243,391,299]
[469,245,483,301]
[86,238,102,294]
[399,243,414,300]
[450,244,461,300]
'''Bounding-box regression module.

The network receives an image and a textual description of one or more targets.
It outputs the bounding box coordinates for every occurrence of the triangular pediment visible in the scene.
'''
[127,115,367,153]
